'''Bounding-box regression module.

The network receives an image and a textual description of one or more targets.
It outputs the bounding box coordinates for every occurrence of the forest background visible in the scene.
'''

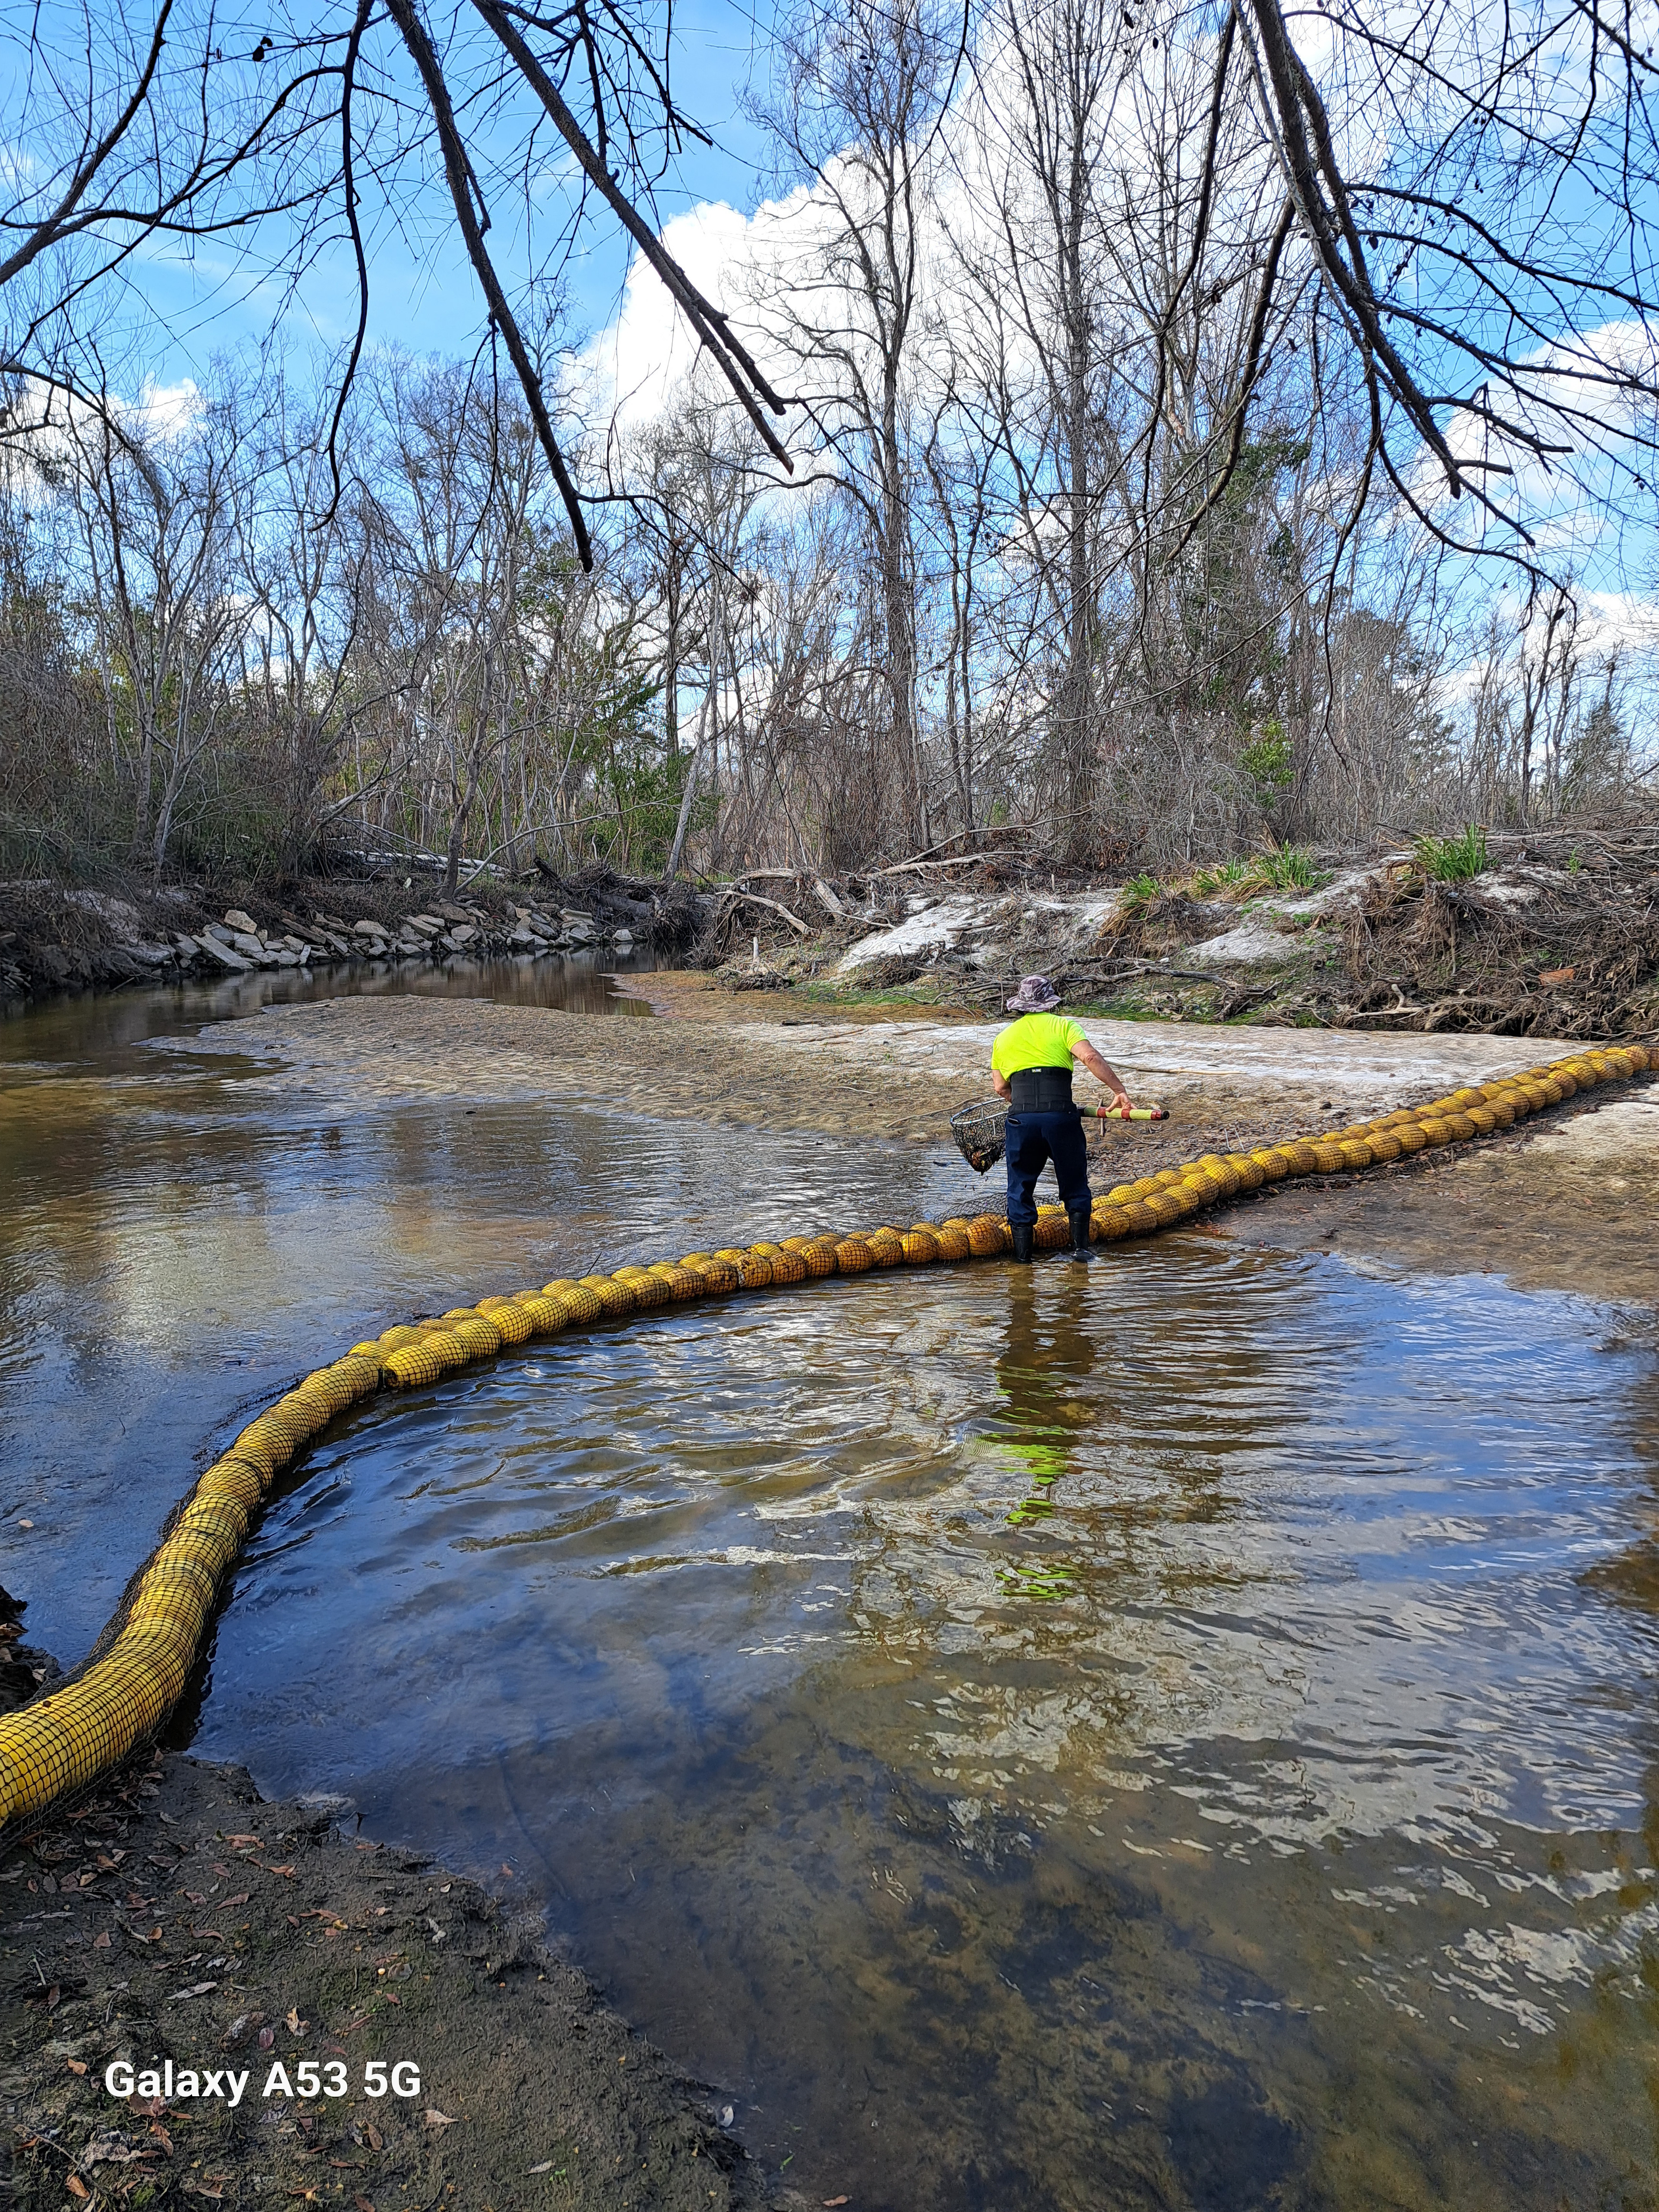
[2,0,1657,896]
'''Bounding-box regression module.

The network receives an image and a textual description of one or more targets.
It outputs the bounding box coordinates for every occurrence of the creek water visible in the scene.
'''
[3,973,1658,2210]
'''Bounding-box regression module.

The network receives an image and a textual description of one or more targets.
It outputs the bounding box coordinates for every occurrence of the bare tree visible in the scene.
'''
[64,389,245,872]
[753,0,960,850]
[1186,0,1659,573]
[0,0,795,562]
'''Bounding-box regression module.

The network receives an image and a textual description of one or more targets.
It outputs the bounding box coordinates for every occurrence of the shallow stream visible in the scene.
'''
[3,973,1658,2209]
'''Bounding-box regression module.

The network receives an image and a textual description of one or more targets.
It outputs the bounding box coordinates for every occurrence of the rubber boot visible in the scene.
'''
[1067,1204,1095,1263]
[1010,1222,1035,1264]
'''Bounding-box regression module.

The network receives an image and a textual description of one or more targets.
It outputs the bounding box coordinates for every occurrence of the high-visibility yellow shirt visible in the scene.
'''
[991,1012,1087,1078]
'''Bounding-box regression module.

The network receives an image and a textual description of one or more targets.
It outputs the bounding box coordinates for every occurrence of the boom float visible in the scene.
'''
[1,1042,1649,1835]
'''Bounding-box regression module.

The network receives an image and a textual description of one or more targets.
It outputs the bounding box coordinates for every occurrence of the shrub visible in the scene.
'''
[1239,725,1295,806]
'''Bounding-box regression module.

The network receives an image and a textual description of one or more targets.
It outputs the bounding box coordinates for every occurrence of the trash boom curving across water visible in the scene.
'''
[0,1041,1648,1835]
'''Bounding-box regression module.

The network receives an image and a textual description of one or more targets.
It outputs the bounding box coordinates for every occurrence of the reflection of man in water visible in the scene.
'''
[995,1271,1098,1589]
[991,974,1133,1266]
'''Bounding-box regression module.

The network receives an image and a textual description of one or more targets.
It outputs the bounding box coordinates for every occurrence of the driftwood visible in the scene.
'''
[726,888,812,934]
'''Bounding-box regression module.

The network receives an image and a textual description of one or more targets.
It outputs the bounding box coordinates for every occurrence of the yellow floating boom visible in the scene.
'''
[1,1042,1648,1834]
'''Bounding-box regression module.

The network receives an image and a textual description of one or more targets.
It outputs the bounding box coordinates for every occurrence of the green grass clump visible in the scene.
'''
[1256,845,1325,890]
[1190,847,1327,898]
[1118,871,1163,914]
[1191,856,1260,894]
[1415,824,1488,881]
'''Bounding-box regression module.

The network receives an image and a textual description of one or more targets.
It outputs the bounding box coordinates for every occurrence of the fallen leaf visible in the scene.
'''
[329,2159,367,2170]
[150,2124,174,2155]
[499,1862,513,1877]
[527,2160,554,2174]
[823,2198,850,2207]
[223,1892,250,1907]
[258,2027,275,2050]
[224,1835,262,1850]
[284,2008,306,2035]
[423,2109,458,2129]
[354,2197,376,2212]
[66,2178,89,2201]
[266,1863,297,1879]
[92,1933,111,1949]
[365,2124,383,2153]
[66,2059,88,2075]
[1540,966,1575,984]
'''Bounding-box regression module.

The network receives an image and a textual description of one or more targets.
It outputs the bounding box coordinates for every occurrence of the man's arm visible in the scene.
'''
[1074,1039,1131,1112]
[991,1069,1011,1101]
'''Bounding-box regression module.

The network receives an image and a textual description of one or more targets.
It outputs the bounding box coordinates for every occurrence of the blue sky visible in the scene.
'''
[104,0,781,391]
[10,0,1655,666]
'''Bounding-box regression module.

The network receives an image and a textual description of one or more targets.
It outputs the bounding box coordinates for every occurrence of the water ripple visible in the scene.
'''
[186,1243,1659,2211]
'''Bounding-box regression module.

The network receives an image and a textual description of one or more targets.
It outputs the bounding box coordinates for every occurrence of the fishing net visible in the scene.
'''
[950,1098,1008,1174]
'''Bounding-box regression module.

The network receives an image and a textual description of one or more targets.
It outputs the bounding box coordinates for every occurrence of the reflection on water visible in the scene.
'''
[5,981,1659,2211]
[0,945,658,1073]
[196,1255,1659,2212]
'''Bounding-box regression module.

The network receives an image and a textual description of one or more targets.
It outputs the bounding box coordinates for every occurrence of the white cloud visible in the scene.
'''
[132,376,205,440]
[584,199,803,433]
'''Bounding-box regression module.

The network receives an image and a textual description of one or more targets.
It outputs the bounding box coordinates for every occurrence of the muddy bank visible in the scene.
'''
[1,1750,803,2212]
[14,823,1659,1036]
[0,870,699,1006]
[695,828,1659,1039]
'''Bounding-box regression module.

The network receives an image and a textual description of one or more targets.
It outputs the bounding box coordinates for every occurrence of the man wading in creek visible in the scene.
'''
[991,974,1135,1265]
